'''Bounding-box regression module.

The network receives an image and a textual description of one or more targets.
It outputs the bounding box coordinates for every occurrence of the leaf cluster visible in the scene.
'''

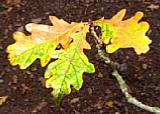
[7,9,151,104]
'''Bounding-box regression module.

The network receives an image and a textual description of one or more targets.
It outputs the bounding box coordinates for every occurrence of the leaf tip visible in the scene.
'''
[133,11,144,22]
[96,17,104,22]
[120,9,127,13]
[49,16,58,21]
[112,9,126,21]
[13,31,26,41]
[25,23,34,32]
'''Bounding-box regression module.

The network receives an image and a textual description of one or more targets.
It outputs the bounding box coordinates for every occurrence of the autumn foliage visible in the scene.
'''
[7,9,151,104]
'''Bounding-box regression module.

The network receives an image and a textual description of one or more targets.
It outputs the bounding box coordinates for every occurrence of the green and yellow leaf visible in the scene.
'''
[7,16,83,69]
[94,9,152,55]
[45,25,95,104]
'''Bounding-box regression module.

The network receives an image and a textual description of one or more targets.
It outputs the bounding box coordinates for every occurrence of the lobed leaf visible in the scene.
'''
[7,16,95,104]
[44,25,95,104]
[7,16,84,69]
[94,9,152,55]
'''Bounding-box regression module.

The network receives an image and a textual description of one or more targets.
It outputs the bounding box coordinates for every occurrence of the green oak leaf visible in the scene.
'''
[7,34,58,69]
[93,20,114,44]
[44,25,95,104]
[7,16,84,69]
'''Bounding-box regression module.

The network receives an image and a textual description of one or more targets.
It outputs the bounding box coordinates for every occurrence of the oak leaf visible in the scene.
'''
[45,25,95,104]
[7,17,95,104]
[7,16,84,69]
[94,9,152,55]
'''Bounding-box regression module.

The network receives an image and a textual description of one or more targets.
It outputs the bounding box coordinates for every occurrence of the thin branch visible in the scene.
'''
[90,26,160,114]
[112,70,160,114]
[90,27,110,64]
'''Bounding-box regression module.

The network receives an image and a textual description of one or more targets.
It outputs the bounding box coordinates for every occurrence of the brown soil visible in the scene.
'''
[0,0,160,114]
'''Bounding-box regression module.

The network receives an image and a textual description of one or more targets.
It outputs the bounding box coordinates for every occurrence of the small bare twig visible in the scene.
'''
[90,26,119,69]
[112,70,160,114]
[90,25,160,114]
[90,26,110,64]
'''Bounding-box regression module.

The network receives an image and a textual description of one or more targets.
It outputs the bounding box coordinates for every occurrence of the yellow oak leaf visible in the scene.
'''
[94,9,152,55]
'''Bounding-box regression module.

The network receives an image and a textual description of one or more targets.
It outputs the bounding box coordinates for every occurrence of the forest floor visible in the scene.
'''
[0,0,160,114]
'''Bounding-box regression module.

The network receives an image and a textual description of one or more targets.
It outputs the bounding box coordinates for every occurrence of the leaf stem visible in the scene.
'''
[90,26,160,114]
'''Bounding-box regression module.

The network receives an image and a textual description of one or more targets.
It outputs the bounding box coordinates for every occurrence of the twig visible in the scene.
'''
[90,26,160,114]
[112,70,160,114]
[90,27,110,64]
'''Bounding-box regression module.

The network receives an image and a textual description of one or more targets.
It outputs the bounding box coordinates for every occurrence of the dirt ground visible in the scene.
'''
[0,0,160,114]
